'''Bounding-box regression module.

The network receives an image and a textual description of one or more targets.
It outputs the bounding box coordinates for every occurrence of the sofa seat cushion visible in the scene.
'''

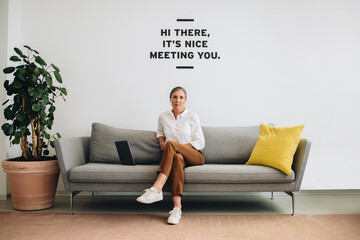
[184,164,295,184]
[69,163,158,183]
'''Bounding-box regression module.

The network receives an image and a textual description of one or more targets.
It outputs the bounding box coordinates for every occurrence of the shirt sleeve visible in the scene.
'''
[156,114,165,139]
[189,114,205,150]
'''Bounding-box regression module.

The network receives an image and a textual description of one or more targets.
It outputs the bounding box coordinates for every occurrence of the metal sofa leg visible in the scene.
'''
[285,191,295,216]
[271,192,274,200]
[70,191,81,215]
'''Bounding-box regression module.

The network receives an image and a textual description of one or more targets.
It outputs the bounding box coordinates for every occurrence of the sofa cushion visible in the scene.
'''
[69,163,159,183]
[89,123,163,164]
[246,123,304,175]
[202,126,260,164]
[69,163,295,184]
[184,164,295,184]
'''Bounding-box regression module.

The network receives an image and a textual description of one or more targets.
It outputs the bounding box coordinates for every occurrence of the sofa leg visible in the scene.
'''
[70,191,81,215]
[92,191,95,200]
[271,192,274,200]
[285,191,295,216]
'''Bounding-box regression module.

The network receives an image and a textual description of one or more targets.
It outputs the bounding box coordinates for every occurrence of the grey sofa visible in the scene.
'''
[55,123,311,215]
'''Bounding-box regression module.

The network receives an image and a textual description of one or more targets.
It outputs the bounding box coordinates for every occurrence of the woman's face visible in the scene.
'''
[170,90,186,112]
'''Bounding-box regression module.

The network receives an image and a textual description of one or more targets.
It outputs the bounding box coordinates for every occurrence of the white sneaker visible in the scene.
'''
[136,187,163,204]
[167,207,182,225]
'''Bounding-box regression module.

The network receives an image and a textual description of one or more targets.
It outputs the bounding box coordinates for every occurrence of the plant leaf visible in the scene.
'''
[51,64,60,72]
[54,72,62,83]
[12,79,23,89]
[35,56,47,66]
[40,102,46,110]
[14,131,22,139]
[2,99,10,106]
[41,68,48,77]
[60,87,67,95]
[24,45,39,54]
[4,107,14,119]
[14,47,24,57]
[44,133,51,139]
[3,67,15,74]
[32,103,41,112]
[2,123,14,136]
[15,112,26,121]
[23,45,33,51]
[28,87,35,96]
[15,68,26,81]
[19,126,27,133]
[10,56,21,62]
[45,76,53,86]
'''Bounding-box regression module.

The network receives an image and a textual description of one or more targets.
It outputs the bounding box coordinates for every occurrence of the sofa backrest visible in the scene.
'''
[202,126,260,164]
[89,123,260,165]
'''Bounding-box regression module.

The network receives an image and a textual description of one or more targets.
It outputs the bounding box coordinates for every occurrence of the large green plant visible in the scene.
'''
[2,45,67,160]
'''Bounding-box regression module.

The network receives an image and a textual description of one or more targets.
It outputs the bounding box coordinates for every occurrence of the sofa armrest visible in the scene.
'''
[292,138,311,191]
[54,137,90,191]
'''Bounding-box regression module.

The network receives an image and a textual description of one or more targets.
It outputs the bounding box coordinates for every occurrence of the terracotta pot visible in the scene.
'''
[2,160,60,211]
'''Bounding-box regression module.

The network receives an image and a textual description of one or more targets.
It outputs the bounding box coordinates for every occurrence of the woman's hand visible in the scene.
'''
[157,137,166,151]
[159,141,166,151]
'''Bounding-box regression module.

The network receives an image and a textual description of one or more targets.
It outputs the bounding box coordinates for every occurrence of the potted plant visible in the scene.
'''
[1,45,67,210]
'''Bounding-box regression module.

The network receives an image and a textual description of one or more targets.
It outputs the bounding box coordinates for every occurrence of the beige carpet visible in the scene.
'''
[0,212,359,240]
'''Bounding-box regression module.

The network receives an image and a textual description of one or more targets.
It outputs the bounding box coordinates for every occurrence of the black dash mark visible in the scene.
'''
[177,19,194,22]
[176,66,194,69]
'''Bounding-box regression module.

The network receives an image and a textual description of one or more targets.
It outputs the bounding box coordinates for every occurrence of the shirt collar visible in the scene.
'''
[168,109,188,119]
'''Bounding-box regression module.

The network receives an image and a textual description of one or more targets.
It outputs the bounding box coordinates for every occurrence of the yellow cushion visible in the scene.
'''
[246,123,304,175]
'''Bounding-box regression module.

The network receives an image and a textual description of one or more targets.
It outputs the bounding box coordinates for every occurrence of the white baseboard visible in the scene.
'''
[0,193,11,200]
[296,189,360,195]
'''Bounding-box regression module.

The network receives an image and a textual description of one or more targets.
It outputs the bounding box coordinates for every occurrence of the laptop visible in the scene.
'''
[115,141,136,165]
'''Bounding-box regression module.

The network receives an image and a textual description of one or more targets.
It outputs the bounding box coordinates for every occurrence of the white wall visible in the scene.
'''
[4,0,360,190]
[0,0,9,200]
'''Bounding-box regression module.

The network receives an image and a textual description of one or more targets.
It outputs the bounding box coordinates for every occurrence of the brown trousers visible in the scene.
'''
[158,141,205,196]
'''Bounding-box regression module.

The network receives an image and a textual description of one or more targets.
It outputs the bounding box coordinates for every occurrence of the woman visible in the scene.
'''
[137,86,205,225]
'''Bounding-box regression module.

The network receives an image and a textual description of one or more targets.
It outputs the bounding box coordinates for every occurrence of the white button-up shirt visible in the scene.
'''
[156,109,205,150]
